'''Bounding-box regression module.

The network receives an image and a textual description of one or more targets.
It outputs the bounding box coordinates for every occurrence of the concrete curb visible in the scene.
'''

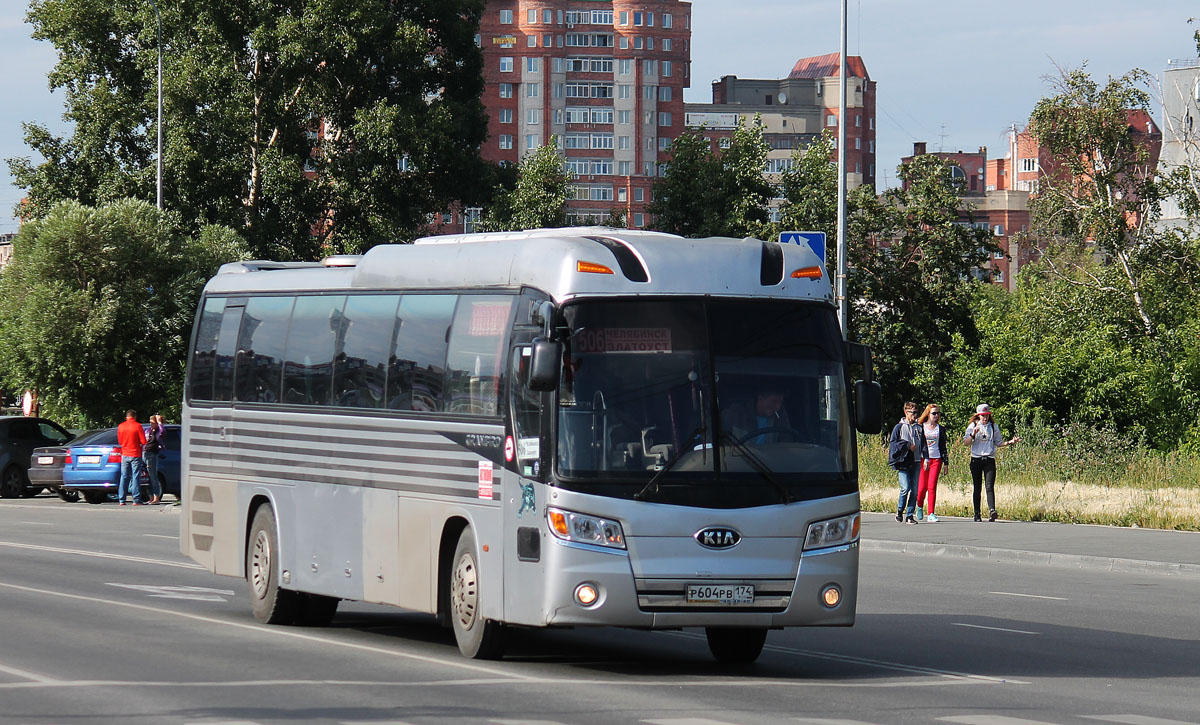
[861,538,1200,579]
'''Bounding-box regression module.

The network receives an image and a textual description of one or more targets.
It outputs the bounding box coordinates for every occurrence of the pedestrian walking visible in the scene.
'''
[116,409,149,506]
[888,402,921,524]
[963,403,1021,522]
[916,404,948,522]
[143,414,165,504]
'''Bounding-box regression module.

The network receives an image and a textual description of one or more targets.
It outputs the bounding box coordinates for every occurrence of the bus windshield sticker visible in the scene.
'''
[468,300,512,337]
[478,461,494,499]
[517,437,540,460]
[518,480,536,518]
[574,328,672,354]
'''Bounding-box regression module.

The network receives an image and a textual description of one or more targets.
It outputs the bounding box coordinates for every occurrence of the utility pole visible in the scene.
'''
[835,0,848,337]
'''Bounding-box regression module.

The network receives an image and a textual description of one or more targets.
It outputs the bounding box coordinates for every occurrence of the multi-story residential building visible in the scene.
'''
[683,53,877,195]
[475,0,693,229]
[1158,57,1200,229]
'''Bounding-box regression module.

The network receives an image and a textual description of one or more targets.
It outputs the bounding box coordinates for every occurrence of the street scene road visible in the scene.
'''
[1,498,1197,725]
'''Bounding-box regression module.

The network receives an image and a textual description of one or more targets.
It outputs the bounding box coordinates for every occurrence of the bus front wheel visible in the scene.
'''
[449,527,506,659]
[705,627,768,664]
[247,505,301,625]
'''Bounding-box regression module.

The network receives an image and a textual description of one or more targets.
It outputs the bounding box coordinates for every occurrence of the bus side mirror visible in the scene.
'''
[855,380,882,434]
[528,339,562,392]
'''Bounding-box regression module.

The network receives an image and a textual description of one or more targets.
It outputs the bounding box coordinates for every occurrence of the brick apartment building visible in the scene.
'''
[684,53,877,202]
[469,0,693,230]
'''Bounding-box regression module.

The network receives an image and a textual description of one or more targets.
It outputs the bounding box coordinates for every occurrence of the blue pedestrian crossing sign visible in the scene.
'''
[779,231,827,265]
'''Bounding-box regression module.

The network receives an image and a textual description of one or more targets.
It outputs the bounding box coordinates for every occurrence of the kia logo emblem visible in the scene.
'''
[695,527,741,549]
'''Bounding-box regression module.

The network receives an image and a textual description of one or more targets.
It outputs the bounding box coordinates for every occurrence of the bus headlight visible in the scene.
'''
[804,513,860,550]
[547,507,626,549]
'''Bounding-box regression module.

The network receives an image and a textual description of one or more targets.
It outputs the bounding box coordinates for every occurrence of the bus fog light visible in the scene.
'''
[575,583,599,607]
[821,584,841,608]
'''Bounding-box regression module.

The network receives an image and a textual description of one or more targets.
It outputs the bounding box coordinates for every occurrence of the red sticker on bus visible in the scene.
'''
[504,436,515,462]
[478,461,494,499]
[468,301,511,337]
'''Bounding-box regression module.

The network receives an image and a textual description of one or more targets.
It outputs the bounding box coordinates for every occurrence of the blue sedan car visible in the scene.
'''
[61,425,181,504]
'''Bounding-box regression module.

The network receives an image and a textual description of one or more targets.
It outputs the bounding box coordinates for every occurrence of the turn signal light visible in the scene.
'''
[577,260,615,275]
[65,453,72,464]
[107,451,123,463]
[548,509,569,537]
[790,266,823,279]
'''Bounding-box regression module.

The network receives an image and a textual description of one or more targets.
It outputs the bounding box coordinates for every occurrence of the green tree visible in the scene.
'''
[478,141,570,231]
[0,199,249,427]
[849,154,996,410]
[650,117,775,238]
[10,0,490,259]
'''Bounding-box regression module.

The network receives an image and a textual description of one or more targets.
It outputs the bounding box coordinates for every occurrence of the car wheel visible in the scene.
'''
[57,490,81,503]
[449,526,506,659]
[705,627,768,664]
[247,505,301,625]
[0,466,26,498]
[82,491,109,505]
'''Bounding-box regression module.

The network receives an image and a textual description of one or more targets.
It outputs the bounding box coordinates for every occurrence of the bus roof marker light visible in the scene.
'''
[577,260,615,275]
[790,266,823,279]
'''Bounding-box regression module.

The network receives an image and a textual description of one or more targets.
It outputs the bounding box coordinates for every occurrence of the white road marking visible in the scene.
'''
[340,721,416,725]
[0,540,203,569]
[491,720,575,725]
[794,719,882,725]
[668,631,1030,685]
[989,591,1069,601]
[18,521,52,526]
[1084,716,1200,725]
[107,584,235,601]
[951,623,1040,635]
[642,720,742,725]
[940,716,1059,724]
[144,533,178,540]
[0,660,59,684]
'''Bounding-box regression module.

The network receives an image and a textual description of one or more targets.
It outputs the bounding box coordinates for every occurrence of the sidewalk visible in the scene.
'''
[859,511,1200,578]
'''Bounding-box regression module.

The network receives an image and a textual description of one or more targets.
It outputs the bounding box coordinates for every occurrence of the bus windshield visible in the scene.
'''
[555,298,855,508]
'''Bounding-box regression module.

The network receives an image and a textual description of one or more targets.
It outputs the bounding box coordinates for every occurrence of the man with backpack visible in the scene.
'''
[888,401,921,524]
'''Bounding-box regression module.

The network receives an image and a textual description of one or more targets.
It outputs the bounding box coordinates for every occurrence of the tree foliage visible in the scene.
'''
[0,199,249,427]
[10,0,491,259]
[650,117,774,239]
[477,141,570,232]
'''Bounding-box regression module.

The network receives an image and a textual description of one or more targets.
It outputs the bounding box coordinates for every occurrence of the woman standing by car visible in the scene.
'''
[142,414,165,504]
[916,404,948,522]
[963,403,1020,522]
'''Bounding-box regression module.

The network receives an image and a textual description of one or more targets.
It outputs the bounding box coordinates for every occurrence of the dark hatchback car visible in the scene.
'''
[0,416,74,498]
[61,425,182,504]
[28,429,106,502]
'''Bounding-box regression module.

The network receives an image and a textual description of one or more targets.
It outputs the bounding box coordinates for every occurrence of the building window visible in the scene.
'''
[634,11,643,25]
[855,137,861,149]
[646,12,654,26]
[662,60,672,77]
[553,57,563,73]
[1021,158,1039,172]
[473,34,481,47]
[591,133,614,149]
[554,108,563,124]
[870,117,875,130]
[826,113,837,126]
[619,10,629,25]
[869,140,875,153]
[527,35,537,47]
[618,160,632,175]
[618,110,631,124]
[663,38,672,51]
[647,37,654,50]
[527,109,540,125]
[658,137,671,151]
[553,83,563,98]
[618,187,627,202]
[658,112,672,126]
[499,83,513,98]
[590,107,614,123]
[619,59,631,75]
[719,137,731,149]
[498,108,512,123]
[663,13,673,28]
[557,35,563,47]
[499,134,513,149]
[591,159,613,175]
[528,8,536,23]
[618,135,631,150]
[643,161,655,176]
[634,188,644,202]
[526,57,539,72]
[659,86,672,102]
[856,114,861,127]
[644,60,657,75]
[619,36,629,49]
[527,83,539,97]
[634,213,644,227]
[869,163,875,176]
[995,270,1005,283]
[618,84,632,99]
[644,85,655,100]
[500,57,513,72]
[499,9,513,24]
[544,8,553,23]
[526,134,540,150]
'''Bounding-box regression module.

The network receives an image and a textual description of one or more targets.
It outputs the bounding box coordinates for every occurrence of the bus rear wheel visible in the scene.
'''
[247,505,301,625]
[705,627,768,664]
[449,527,505,659]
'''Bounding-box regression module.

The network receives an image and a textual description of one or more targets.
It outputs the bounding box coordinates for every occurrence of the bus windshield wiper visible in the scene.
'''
[633,426,706,502]
[718,431,791,504]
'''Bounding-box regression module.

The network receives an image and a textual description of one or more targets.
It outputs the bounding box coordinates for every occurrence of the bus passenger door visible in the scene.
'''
[504,341,551,626]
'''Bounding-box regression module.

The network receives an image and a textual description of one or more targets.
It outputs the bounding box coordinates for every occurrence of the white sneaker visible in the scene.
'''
[926,513,939,523]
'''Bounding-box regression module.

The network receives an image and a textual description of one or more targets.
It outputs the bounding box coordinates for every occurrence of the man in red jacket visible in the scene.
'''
[116,409,148,505]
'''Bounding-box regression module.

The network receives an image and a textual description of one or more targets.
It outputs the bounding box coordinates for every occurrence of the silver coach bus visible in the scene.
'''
[180,228,882,663]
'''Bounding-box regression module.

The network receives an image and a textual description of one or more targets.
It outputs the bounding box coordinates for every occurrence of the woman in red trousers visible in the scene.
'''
[916,404,948,522]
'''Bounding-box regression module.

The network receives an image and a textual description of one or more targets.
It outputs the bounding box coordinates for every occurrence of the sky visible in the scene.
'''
[1,1,1198,235]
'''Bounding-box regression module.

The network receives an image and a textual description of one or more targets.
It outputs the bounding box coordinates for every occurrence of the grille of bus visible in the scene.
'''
[634,578,793,613]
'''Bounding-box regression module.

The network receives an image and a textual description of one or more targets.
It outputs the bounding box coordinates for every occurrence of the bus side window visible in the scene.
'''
[212,304,245,402]
[387,294,457,412]
[235,296,293,404]
[188,297,225,401]
[283,295,347,406]
[445,295,514,416]
[333,295,400,409]
[510,344,545,479]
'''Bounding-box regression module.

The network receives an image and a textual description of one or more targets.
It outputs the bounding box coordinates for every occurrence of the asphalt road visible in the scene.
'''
[1,496,1197,725]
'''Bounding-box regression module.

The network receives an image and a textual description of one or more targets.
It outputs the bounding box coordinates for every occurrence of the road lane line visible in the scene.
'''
[0,661,60,684]
[144,533,178,539]
[667,631,1030,685]
[642,719,742,725]
[0,540,203,569]
[940,716,1058,724]
[951,623,1039,635]
[18,521,52,526]
[794,719,883,725]
[1084,716,1199,724]
[989,592,1069,601]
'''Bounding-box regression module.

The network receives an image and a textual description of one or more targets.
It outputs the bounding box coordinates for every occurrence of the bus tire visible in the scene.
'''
[247,505,300,625]
[449,526,506,659]
[295,593,339,627]
[705,627,767,664]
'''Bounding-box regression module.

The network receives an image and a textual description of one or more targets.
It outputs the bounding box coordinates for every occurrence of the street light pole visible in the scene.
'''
[150,0,163,211]
[835,0,848,337]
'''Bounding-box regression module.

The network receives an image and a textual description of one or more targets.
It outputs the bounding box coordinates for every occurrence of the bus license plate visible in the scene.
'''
[686,584,754,605]
[37,456,54,465]
[79,455,101,464]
